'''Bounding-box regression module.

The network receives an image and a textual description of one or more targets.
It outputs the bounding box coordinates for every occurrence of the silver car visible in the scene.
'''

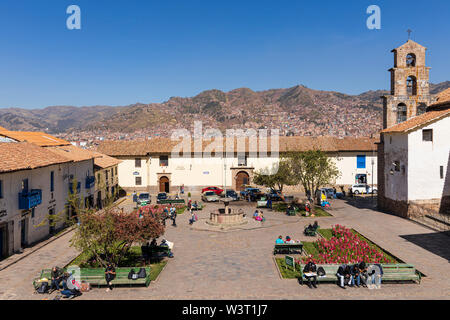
[202,191,220,202]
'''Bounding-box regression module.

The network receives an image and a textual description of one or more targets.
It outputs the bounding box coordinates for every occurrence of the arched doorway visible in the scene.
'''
[235,171,250,191]
[159,176,170,193]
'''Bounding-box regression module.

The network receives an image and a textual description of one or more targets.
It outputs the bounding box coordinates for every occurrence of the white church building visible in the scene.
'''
[97,136,378,194]
[378,89,450,218]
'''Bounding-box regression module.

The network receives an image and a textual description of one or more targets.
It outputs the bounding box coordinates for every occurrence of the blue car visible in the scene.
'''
[225,189,239,201]
[240,187,262,201]
[156,192,168,203]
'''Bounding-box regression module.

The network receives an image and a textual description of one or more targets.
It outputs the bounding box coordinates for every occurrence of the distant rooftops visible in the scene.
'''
[427,88,450,110]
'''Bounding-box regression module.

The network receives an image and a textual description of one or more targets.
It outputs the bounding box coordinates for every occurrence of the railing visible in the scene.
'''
[69,181,81,194]
[85,176,95,189]
[18,189,42,210]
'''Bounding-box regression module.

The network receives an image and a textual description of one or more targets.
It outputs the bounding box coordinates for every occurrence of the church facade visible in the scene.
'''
[378,40,450,221]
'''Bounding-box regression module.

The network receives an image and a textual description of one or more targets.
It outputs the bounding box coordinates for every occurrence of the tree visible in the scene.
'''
[253,158,296,192]
[70,205,165,267]
[288,150,340,202]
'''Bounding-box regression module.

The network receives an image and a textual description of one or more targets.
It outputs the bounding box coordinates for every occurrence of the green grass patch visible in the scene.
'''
[275,258,301,279]
[149,260,168,281]
[317,228,333,239]
[302,242,319,257]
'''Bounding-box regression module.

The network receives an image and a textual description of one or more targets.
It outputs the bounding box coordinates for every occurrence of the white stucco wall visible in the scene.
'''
[116,152,377,190]
[0,159,94,255]
[333,152,378,186]
[407,116,450,201]
[383,133,409,201]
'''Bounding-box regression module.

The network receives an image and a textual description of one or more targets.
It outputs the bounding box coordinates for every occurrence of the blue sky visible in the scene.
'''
[0,0,449,109]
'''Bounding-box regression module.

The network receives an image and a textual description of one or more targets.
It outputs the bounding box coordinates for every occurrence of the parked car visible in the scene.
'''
[156,192,168,203]
[257,196,268,208]
[225,189,239,201]
[202,191,220,202]
[201,186,224,196]
[265,188,283,201]
[351,184,377,194]
[320,188,335,199]
[137,192,151,206]
[367,186,378,194]
[240,187,263,201]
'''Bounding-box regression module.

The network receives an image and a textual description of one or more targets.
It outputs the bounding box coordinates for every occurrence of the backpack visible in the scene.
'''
[317,266,326,277]
[137,268,147,279]
[37,281,49,294]
[128,269,135,280]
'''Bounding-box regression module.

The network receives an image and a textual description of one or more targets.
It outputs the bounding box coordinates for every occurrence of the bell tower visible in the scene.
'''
[382,40,436,128]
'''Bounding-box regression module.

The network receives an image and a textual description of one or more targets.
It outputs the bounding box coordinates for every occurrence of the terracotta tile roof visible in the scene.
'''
[96,136,378,156]
[0,130,71,147]
[0,142,71,173]
[45,145,100,162]
[91,151,122,169]
[381,108,450,134]
[428,88,450,109]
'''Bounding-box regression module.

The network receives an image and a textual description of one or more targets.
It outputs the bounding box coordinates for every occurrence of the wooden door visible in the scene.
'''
[235,171,249,191]
[160,176,170,193]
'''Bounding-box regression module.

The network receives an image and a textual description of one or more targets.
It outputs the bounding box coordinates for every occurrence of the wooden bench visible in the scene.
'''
[157,199,186,205]
[33,267,152,289]
[297,263,421,285]
[273,243,303,255]
[142,245,172,259]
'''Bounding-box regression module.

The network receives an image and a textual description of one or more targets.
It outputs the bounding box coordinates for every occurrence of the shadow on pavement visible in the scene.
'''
[343,196,378,210]
[400,231,450,262]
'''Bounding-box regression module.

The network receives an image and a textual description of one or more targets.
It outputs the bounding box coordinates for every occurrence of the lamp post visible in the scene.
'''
[371,156,374,202]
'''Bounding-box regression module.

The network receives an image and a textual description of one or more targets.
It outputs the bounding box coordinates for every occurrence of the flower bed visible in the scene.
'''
[298,224,399,265]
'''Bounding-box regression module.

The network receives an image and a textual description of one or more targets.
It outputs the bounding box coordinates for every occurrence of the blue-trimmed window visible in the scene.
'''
[357,155,366,169]
[50,171,54,192]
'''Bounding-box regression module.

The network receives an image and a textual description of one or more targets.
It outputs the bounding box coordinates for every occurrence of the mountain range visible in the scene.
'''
[0,81,449,138]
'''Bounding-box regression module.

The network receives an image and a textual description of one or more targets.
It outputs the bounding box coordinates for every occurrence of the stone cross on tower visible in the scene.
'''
[407,29,412,40]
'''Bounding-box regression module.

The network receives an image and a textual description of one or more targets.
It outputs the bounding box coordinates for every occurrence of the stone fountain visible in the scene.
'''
[206,197,247,227]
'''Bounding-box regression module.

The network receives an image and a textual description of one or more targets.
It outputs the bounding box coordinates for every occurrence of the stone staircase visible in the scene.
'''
[411,213,450,233]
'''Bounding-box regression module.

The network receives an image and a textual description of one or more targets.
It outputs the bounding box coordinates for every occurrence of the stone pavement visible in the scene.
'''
[0,197,449,300]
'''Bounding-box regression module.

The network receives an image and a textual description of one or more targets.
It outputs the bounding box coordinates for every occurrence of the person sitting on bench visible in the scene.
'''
[275,235,284,244]
[50,266,63,292]
[303,261,318,289]
[336,264,352,289]
[105,263,116,292]
[192,201,198,210]
[358,261,368,287]
[350,263,361,287]
[285,236,295,244]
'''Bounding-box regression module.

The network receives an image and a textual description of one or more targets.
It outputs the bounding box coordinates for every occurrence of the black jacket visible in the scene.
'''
[303,262,317,273]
